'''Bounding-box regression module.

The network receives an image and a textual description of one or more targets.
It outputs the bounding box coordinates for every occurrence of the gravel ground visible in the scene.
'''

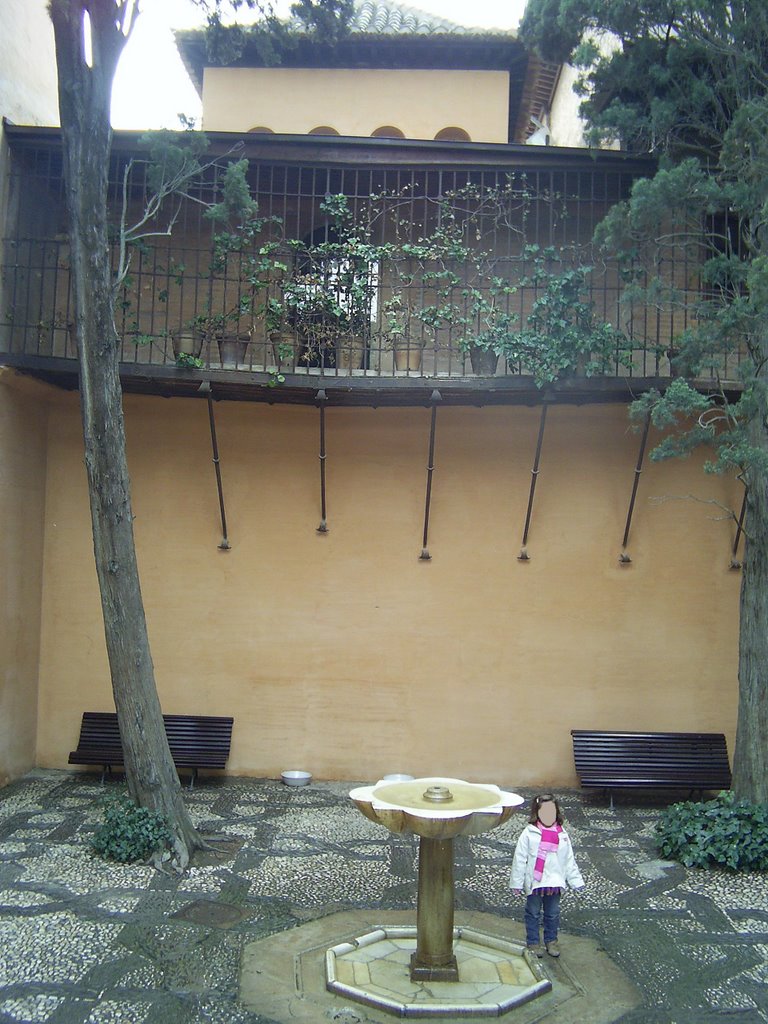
[0,771,766,1024]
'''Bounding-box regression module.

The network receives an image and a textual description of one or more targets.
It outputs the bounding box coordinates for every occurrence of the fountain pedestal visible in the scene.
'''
[349,777,525,988]
[411,837,458,981]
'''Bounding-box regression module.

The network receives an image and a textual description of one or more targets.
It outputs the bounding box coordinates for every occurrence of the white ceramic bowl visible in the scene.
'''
[282,770,312,787]
[382,773,415,782]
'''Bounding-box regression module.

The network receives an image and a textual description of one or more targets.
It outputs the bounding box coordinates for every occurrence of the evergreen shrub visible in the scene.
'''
[91,794,172,863]
[655,791,768,870]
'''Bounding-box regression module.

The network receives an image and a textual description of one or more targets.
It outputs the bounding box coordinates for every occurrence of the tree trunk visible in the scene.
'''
[734,431,768,803]
[49,0,202,866]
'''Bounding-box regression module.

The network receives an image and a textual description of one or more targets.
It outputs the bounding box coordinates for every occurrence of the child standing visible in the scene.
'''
[509,793,584,958]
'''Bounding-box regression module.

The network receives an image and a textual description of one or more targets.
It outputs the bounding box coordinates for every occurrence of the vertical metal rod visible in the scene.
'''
[730,489,747,569]
[206,390,230,550]
[317,390,328,533]
[518,404,549,560]
[620,413,651,561]
[420,391,441,560]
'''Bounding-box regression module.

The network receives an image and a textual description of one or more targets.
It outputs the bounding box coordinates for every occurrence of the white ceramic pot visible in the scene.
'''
[281,770,312,786]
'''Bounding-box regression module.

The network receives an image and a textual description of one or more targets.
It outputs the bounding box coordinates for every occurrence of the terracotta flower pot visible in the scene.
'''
[269,330,295,369]
[217,334,250,367]
[171,331,203,360]
[393,339,423,372]
[336,335,365,370]
[469,345,499,375]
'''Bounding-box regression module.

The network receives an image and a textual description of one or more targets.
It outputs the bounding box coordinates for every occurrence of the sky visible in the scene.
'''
[110,0,528,129]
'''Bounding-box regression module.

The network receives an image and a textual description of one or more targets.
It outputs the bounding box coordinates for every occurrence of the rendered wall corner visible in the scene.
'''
[0,371,50,786]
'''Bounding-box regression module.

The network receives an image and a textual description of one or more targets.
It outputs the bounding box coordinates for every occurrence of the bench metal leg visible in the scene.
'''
[188,768,197,791]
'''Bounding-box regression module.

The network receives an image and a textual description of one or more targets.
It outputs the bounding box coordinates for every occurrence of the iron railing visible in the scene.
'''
[0,133,746,386]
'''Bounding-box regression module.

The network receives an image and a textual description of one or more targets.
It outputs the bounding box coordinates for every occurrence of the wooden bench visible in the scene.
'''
[571,729,732,805]
[69,712,234,788]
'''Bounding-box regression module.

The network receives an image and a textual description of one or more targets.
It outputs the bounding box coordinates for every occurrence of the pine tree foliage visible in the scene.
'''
[521,0,768,802]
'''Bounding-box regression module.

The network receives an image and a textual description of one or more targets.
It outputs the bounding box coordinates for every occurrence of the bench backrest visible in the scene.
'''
[571,729,732,787]
[162,714,234,758]
[76,712,122,749]
[75,712,233,758]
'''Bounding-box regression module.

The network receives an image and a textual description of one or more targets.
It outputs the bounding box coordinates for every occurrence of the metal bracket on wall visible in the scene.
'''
[619,413,651,564]
[317,390,329,534]
[518,403,549,561]
[729,489,747,570]
[419,390,442,560]
[200,381,230,551]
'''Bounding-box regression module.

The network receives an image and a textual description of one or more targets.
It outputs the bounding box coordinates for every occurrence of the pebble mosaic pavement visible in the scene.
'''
[0,770,766,1024]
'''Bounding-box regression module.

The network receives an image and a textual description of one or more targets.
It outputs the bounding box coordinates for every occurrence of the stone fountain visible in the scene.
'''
[323,776,551,1017]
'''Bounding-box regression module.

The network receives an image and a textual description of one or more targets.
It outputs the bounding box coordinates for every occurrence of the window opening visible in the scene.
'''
[288,221,378,369]
[434,127,471,142]
[371,126,405,138]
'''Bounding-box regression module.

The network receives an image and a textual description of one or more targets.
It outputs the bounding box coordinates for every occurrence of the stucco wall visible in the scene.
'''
[0,0,59,127]
[548,66,588,149]
[201,67,510,142]
[548,34,623,151]
[34,393,740,788]
[0,371,49,786]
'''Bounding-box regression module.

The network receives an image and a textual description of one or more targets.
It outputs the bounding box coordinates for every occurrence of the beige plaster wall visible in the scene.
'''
[549,34,623,150]
[201,68,510,142]
[0,371,50,786]
[0,0,59,127]
[34,393,740,788]
[549,66,588,149]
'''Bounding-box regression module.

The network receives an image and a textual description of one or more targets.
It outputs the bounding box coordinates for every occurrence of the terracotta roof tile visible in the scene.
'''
[348,0,475,35]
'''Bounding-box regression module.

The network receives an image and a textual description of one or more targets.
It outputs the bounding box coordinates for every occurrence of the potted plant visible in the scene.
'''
[499,247,627,386]
[171,327,203,362]
[280,194,377,371]
[382,291,426,371]
[284,262,371,370]
[413,212,509,376]
[188,158,285,368]
[264,296,295,369]
[461,275,516,375]
[374,191,510,377]
[378,242,430,372]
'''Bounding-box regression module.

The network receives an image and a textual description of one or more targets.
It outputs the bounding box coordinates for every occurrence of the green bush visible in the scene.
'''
[91,794,172,863]
[655,791,768,870]
[175,352,204,369]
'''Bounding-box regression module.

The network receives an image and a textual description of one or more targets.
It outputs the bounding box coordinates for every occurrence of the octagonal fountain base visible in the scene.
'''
[239,910,641,1024]
[326,924,549,1017]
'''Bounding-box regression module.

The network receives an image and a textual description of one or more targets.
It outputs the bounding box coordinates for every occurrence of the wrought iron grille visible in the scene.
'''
[0,135,744,386]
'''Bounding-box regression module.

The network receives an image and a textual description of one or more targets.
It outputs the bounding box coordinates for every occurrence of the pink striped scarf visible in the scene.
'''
[533,823,562,881]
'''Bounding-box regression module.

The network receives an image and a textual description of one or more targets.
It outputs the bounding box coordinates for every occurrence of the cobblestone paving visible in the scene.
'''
[0,772,766,1024]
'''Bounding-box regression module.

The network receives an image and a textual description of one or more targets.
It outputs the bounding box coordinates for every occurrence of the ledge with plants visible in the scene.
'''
[109,143,635,388]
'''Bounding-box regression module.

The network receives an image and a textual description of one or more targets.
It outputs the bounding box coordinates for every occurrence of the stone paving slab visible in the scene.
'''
[0,771,766,1024]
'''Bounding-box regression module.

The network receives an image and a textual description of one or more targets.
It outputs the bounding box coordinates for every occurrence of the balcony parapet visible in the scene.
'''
[0,351,744,408]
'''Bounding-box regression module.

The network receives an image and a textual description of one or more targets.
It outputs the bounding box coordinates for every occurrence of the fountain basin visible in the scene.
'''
[350,776,523,839]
